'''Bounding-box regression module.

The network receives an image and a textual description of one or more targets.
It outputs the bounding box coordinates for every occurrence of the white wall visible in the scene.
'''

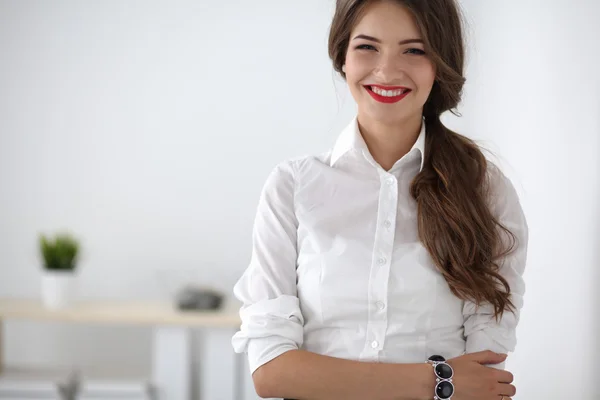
[456,1,600,399]
[0,1,598,399]
[0,1,349,399]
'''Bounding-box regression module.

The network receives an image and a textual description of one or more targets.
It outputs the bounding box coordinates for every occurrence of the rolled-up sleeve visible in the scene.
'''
[231,160,304,375]
[462,164,529,369]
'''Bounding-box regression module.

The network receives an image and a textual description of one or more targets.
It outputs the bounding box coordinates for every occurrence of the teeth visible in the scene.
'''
[371,87,407,97]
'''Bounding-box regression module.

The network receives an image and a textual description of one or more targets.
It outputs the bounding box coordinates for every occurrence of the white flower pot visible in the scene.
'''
[41,271,75,309]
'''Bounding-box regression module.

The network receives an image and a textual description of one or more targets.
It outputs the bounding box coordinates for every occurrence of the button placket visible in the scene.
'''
[362,172,398,356]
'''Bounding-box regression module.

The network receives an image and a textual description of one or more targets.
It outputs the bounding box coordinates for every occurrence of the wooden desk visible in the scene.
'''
[0,299,241,327]
[0,298,243,400]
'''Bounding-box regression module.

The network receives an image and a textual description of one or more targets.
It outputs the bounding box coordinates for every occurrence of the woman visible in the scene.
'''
[232,0,527,399]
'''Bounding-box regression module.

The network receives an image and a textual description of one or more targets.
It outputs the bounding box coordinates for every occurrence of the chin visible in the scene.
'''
[363,104,413,124]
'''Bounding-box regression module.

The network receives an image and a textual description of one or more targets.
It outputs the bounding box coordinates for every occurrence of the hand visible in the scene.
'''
[446,350,516,400]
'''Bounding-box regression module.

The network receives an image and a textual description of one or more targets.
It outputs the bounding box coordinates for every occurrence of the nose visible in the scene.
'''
[374,54,405,83]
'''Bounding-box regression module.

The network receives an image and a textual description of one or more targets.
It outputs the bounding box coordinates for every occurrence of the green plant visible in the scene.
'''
[39,233,80,271]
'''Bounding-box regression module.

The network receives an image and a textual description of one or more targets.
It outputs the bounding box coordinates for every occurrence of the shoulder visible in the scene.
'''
[486,162,513,194]
[261,152,331,194]
[485,161,528,231]
[264,152,332,185]
[485,161,521,202]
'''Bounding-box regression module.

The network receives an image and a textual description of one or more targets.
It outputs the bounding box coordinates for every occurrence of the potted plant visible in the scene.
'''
[39,232,80,309]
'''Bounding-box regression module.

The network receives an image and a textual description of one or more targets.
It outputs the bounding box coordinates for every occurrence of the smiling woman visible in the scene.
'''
[232,1,527,400]
[338,3,436,126]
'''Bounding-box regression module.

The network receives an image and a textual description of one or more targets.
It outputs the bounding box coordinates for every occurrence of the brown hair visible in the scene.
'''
[328,0,516,321]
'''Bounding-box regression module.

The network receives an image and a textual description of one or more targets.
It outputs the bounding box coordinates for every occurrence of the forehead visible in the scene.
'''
[351,1,422,39]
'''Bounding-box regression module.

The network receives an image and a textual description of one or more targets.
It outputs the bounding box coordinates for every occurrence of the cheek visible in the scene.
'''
[345,53,376,78]
[414,63,436,90]
[423,60,437,81]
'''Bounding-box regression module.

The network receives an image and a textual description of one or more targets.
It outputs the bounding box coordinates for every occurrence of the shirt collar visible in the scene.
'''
[330,116,427,172]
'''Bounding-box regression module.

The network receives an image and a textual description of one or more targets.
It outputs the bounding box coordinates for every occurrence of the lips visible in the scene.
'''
[363,84,412,104]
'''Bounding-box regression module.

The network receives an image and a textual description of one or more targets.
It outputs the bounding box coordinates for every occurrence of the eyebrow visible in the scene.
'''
[352,34,423,45]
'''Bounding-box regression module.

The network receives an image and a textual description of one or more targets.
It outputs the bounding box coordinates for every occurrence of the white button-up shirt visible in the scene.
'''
[232,117,528,375]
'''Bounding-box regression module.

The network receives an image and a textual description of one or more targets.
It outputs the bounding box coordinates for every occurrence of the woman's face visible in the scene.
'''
[344,1,436,125]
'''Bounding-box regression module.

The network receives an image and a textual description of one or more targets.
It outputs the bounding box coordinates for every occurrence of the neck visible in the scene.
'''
[357,112,423,171]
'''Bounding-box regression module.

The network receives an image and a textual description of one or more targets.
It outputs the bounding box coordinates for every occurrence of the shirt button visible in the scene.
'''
[371,340,379,349]
[377,257,386,266]
[386,177,395,185]
[384,220,391,228]
[376,301,386,310]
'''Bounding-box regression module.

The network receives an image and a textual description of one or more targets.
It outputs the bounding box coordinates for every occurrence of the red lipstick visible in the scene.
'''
[364,84,411,104]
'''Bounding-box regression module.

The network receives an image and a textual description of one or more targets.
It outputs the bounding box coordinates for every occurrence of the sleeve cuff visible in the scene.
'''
[231,295,305,375]
[465,329,514,354]
[247,339,299,375]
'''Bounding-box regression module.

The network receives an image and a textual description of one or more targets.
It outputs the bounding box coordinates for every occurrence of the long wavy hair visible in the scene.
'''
[328,0,517,321]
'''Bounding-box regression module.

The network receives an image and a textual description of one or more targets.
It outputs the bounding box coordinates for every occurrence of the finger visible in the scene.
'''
[495,369,514,383]
[498,383,517,397]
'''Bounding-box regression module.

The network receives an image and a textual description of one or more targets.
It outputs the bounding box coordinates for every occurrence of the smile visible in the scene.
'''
[363,85,412,104]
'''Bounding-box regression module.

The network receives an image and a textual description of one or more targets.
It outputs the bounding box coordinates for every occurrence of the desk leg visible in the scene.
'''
[233,342,245,400]
[151,326,191,400]
[198,329,242,400]
[0,319,3,374]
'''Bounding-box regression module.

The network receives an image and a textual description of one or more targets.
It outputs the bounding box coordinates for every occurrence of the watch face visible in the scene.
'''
[435,363,454,379]
[436,381,454,399]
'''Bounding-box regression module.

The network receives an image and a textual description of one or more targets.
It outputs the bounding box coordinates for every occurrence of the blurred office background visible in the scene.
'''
[0,0,598,399]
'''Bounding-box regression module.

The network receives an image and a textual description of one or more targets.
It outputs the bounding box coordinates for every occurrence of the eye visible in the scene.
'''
[356,44,377,51]
[406,48,426,55]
